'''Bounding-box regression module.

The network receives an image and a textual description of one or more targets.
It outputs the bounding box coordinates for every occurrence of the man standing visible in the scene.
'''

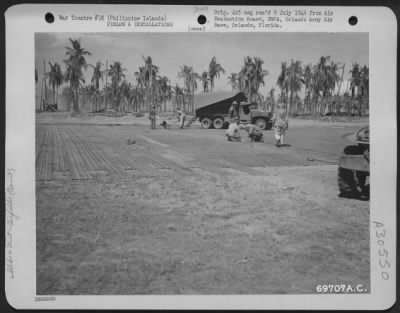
[272,103,288,147]
[229,100,239,123]
[177,108,186,129]
[149,105,156,129]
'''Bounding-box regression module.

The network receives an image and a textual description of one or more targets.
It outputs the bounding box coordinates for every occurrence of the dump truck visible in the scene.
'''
[194,91,273,130]
[338,126,369,200]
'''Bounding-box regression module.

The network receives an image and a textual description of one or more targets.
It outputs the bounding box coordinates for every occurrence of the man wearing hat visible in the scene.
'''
[272,102,288,147]
[149,104,156,129]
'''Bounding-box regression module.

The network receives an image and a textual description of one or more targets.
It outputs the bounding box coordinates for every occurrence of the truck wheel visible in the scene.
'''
[338,144,370,199]
[338,167,359,198]
[213,117,224,129]
[201,117,212,129]
[254,118,267,130]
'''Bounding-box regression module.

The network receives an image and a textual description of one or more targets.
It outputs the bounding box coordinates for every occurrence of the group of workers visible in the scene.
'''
[148,100,289,147]
[226,100,288,147]
[149,105,186,130]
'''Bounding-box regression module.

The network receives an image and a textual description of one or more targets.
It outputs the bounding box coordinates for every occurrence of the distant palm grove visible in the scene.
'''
[37,38,369,117]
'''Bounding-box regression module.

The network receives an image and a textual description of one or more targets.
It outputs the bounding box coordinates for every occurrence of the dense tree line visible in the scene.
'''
[38,38,369,117]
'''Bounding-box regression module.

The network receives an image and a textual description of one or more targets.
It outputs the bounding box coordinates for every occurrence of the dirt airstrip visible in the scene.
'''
[36,114,369,295]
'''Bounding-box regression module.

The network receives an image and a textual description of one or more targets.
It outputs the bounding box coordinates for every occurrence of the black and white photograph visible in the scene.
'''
[5,4,397,310]
[34,32,371,295]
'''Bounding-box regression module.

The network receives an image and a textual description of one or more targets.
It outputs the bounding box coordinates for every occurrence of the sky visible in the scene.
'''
[35,32,368,97]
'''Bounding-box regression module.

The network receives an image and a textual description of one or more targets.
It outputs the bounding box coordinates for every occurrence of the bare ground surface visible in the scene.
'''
[36,113,369,295]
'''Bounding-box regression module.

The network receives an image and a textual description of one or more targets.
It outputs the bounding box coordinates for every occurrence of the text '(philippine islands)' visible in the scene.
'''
[58,14,173,27]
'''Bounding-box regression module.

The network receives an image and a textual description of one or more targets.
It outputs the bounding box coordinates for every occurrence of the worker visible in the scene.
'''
[246,124,264,142]
[272,102,288,147]
[177,109,186,129]
[226,120,241,142]
[229,100,239,123]
[149,105,156,129]
[160,120,169,129]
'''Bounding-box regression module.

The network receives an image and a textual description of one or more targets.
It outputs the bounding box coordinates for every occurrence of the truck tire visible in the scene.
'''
[201,117,212,129]
[254,118,267,130]
[338,167,359,198]
[338,145,369,199]
[213,117,224,129]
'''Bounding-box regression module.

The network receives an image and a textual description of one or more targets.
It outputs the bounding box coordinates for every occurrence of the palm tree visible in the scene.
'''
[253,58,267,90]
[63,38,91,113]
[134,66,147,111]
[45,62,63,109]
[173,84,184,111]
[141,56,159,110]
[208,57,225,92]
[191,72,200,111]
[283,59,304,115]
[35,68,38,84]
[90,61,103,111]
[276,61,288,106]
[200,71,209,93]
[118,80,131,113]
[360,65,369,98]
[153,76,163,110]
[349,63,361,100]
[178,65,199,112]
[252,57,268,105]
[311,57,327,114]
[312,56,339,114]
[238,57,252,96]
[360,65,369,115]
[54,63,63,109]
[108,61,126,111]
[227,73,238,91]
[238,57,268,105]
[350,63,369,116]
[157,76,171,111]
[303,64,313,114]
[90,61,103,90]
[130,85,145,112]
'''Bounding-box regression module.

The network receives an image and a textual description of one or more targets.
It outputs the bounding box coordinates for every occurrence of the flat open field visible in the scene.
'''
[36,114,370,295]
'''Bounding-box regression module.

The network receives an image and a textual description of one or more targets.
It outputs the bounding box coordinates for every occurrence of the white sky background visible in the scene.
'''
[35,32,368,100]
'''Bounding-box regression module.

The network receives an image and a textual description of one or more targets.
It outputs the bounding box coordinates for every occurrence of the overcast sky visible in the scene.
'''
[36,32,368,96]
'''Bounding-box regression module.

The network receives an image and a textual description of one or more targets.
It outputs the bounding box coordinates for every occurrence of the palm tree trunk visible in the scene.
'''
[56,85,59,110]
[73,88,78,113]
[52,86,55,108]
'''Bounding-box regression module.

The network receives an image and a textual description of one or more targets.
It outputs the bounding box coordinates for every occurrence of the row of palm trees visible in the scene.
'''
[226,56,369,116]
[38,38,369,116]
[39,38,229,114]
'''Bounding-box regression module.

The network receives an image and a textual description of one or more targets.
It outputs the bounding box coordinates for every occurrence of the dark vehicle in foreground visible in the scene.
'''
[194,91,273,130]
[338,126,370,200]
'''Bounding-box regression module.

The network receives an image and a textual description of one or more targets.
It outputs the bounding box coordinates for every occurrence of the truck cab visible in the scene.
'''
[235,102,272,130]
